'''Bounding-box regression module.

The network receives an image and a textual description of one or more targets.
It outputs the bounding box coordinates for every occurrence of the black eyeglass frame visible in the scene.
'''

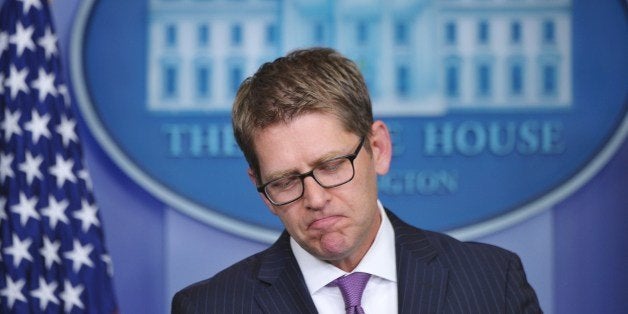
[256,136,366,206]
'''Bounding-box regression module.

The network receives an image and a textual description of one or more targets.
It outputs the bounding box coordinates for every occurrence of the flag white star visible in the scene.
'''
[30,277,59,311]
[59,280,84,312]
[10,192,40,226]
[1,108,23,141]
[41,195,69,229]
[74,199,100,232]
[55,115,78,147]
[30,68,58,102]
[18,0,43,14]
[101,254,114,277]
[49,154,77,188]
[24,109,52,143]
[0,31,9,53]
[4,65,29,100]
[57,84,71,107]
[77,168,93,190]
[39,237,62,269]
[0,152,16,183]
[37,26,58,59]
[0,275,27,309]
[18,151,44,185]
[63,239,94,273]
[8,21,35,57]
[3,233,33,268]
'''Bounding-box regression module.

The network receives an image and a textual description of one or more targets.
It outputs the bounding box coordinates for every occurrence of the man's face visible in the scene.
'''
[250,112,392,271]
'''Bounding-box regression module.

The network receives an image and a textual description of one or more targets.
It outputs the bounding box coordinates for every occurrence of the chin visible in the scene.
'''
[318,236,353,258]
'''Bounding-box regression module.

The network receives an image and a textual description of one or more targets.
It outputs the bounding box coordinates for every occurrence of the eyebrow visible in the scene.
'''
[262,148,348,183]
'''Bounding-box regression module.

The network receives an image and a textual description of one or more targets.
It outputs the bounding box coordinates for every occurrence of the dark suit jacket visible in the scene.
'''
[172,210,542,313]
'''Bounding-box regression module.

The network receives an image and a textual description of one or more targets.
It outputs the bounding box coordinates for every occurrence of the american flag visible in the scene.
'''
[0,0,118,312]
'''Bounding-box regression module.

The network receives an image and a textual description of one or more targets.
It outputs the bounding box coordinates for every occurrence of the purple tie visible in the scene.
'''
[331,272,371,314]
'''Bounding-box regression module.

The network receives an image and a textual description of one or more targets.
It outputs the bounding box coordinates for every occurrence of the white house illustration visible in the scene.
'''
[146,0,572,115]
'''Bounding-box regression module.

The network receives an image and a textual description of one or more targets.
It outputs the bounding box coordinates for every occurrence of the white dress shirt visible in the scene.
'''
[291,201,398,313]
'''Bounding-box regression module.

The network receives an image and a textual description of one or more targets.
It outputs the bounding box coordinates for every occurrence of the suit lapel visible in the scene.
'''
[254,231,318,314]
[252,212,449,314]
[388,210,449,314]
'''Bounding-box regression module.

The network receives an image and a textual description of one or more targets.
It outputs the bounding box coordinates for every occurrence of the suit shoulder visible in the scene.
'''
[387,209,518,267]
[171,251,266,313]
[422,229,519,269]
[171,231,298,313]
[420,231,542,312]
[176,250,263,296]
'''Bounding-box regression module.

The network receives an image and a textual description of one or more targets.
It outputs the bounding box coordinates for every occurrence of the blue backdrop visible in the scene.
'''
[28,0,628,313]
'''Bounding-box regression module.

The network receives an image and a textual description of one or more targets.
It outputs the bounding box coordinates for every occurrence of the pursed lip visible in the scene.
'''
[308,215,343,230]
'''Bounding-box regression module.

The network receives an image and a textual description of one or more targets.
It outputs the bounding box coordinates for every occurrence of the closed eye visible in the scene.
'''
[317,158,345,174]
[269,176,300,191]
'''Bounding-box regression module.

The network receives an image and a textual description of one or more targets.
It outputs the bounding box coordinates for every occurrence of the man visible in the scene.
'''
[172,48,541,313]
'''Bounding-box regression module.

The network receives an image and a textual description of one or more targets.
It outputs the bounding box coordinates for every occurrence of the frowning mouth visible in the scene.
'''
[308,215,343,230]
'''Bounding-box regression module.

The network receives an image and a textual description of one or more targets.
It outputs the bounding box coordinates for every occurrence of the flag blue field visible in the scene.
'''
[0,0,117,312]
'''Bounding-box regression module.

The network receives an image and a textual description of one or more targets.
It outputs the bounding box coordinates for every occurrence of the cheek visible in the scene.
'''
[352,166,378,199]
[276,209,303,231]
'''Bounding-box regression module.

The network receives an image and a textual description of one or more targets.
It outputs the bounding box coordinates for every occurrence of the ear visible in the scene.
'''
[248,168,279,215]
[369,120,392,175]
[247,167,258,186]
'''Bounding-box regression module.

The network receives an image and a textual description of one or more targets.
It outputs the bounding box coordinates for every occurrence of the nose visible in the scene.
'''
[301,175,329,210]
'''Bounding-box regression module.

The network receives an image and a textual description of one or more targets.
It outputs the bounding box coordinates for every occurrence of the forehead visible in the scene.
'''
[253,113,356,176]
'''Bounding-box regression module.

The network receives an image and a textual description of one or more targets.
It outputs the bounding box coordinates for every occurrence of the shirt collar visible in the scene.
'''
[291,200,397,294]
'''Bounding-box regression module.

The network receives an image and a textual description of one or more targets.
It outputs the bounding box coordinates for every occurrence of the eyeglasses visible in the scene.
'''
[257,136,366,206]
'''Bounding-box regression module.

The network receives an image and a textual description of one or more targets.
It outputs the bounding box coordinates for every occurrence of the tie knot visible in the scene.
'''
[331,272,371,310]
